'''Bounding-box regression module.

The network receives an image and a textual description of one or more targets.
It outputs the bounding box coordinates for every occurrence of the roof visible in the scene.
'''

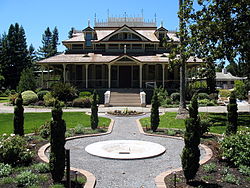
[37,53,202,64]
[216,72,247,81]
[63,33,85,43]
[62,27,179,43]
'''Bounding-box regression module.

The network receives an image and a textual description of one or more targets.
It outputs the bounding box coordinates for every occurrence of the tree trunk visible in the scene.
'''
[176,0,189,119]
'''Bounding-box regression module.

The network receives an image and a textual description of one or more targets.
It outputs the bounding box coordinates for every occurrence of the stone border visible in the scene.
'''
[38,118,114,188]
[136,119,213,188]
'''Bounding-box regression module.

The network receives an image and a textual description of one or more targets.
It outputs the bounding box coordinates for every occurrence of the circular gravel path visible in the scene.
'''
[66,114,206,188]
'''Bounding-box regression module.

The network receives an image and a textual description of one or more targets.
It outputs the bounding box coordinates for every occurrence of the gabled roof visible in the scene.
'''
[82,26,94,32]
[156,26,168,32]
[110,55,141,64]
[62,33,85,43]
[98,25,152,42]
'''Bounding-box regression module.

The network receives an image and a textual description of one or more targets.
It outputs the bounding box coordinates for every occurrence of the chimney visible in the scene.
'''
[222,68,227,74]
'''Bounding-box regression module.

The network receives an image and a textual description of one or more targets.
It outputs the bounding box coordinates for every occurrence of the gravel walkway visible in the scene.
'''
[66,114,206,188]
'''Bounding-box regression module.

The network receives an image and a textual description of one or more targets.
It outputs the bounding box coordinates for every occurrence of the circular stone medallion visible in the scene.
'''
[85,140,166,159]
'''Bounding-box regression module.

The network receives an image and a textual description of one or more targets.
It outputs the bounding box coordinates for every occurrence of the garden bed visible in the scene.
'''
[107,109,144,116]
[164,139,250,188]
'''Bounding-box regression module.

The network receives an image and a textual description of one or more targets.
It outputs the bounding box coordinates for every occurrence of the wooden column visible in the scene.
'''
[162,64,165,88]
[63,64,66,83]
[41,66,44,88]
[108,64,111,89]
[140,64,143,88]
[85,64,89,88]
[47,66,50,88]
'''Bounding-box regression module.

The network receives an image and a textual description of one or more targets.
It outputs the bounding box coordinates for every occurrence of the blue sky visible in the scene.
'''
[0,0,180,51]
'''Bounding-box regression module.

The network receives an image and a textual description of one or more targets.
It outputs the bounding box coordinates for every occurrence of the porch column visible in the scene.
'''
[162,64,165,88]
[47,66,50,88]
[140,64,143,88]
[63,64,66,83]
[108,64,111,89]
[85,64,89,88]
[41,66,44,88]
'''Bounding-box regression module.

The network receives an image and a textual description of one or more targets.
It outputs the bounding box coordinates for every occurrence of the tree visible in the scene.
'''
[91,90,98,130]
[51,27,59,56]
[190,0,250,80]
[226,92,238,135]
[168,0,194,119]
[17,68,37,92]
[181,94,201,182]
[13,93,24,136]
[150,90,160,132]
[68,27,75,39]
[0,23,30,89]
[49,100,66,183]
[39,27,59,59]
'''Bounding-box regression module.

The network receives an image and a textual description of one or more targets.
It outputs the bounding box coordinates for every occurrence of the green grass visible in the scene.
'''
[0,112,111,134]
[140,112,250,134]
[0,96,9,103]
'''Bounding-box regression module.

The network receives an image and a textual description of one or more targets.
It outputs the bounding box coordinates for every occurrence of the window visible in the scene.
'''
[85,33,92,47]
[72,44,83,50]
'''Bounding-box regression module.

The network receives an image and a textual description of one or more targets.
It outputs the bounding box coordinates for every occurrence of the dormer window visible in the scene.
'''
[85,33,92,47]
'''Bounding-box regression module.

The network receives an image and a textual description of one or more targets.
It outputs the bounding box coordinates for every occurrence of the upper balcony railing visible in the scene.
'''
[95,17,156,27]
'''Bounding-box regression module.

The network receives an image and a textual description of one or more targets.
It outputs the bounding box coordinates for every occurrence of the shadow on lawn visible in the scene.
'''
[209,112,250,127]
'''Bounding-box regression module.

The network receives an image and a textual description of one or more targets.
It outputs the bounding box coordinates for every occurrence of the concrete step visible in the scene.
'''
[109,91,141,107]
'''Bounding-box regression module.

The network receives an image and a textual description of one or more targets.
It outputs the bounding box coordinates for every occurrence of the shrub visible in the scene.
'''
[44,92,64,107]
[15,171,39,187]
[14,94,24,136]
[181,94,201,182]
[150,90,160,132]
[9,93,18,105]
[162,97,172,105]
[220,131,250,167]
[39,121,50,139]
[219,89,231,98]
[0,163,12,177]
[0,134,33,166]
[33,163,50,173]
[155,87,168,105]
[200,119,210,135]
[74,124,85,134]
[72,97,92,108]
[209,93,218,100]
[198,99,216,106]
[202,163,217,173]
[226,92,238,135]
[49,100,66,183]
[37,90,49,101]
[239,165,250,176]
[21,90,38,105]
[51,82,77,102]
[79,91,92,98]
[91,90,99,130]
[197,93,209,100]
[234,80,247,100]
[170,92,180,102]
[222,173,240,185]
[17,68,37,93]
[34,100,45,106]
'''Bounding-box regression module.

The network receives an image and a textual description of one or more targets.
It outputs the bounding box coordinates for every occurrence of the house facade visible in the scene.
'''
[37,16,201,91]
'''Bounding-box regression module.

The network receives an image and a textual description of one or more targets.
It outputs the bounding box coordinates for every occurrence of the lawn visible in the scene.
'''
[0,112,111,134]
[0,96,9,103]
[140,112,250,134]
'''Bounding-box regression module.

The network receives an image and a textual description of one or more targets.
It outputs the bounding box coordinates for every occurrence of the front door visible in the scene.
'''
[119,66,131,88]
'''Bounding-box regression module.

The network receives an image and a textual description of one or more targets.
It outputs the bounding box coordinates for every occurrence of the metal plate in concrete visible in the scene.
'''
[85,140,166,159]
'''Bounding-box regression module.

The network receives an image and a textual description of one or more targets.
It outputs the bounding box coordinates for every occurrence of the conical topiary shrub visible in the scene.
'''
[226,92,238,135]
[181,94,201,182]
[49,100,66,183]
[13,93,24,136]
[150,90,160,132]
[91,90,99,130]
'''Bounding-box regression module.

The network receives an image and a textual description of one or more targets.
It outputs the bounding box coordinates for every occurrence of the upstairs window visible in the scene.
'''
[85,33,92,47]
[72,44,83,50]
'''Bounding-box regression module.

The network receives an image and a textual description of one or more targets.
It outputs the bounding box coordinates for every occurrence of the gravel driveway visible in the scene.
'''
[66,114,206,188]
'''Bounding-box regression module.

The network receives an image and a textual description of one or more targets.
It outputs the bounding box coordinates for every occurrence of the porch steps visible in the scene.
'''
[109,90,141,107]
